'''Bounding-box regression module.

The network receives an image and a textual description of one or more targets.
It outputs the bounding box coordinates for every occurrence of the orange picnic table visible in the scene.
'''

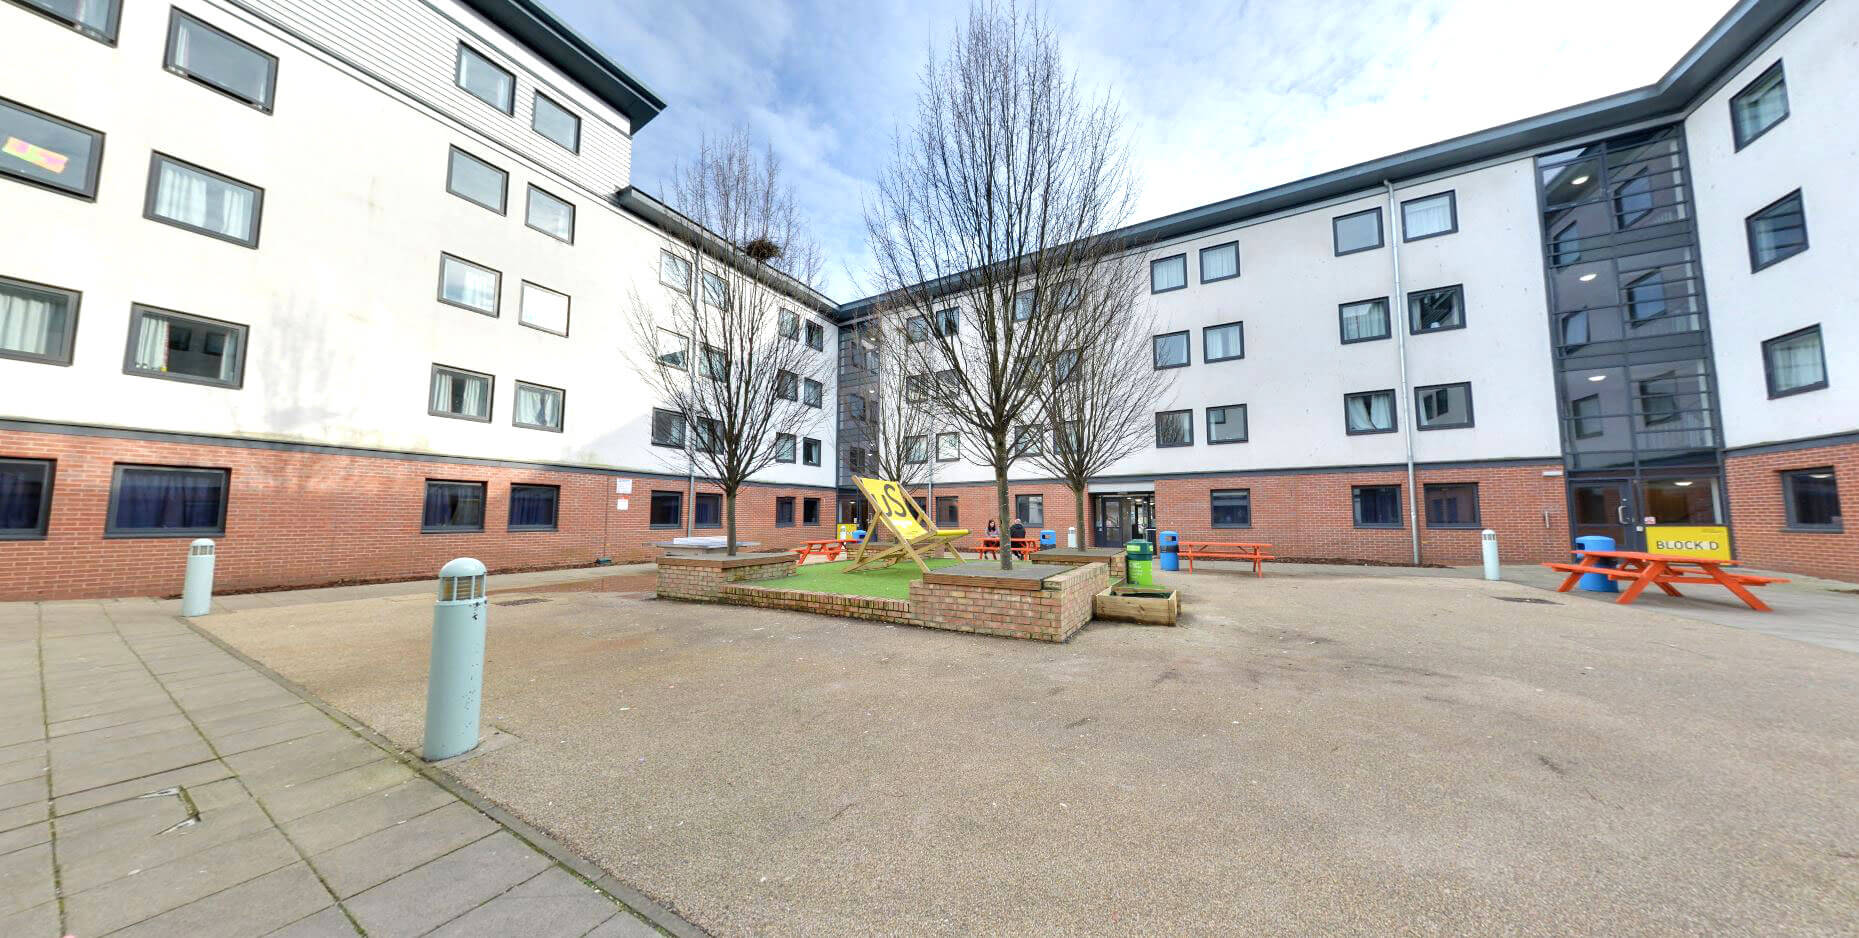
[976,536,1040,560]
[1178,541,1274,576]
[1543,548,1788,612]
[793,538,857,562]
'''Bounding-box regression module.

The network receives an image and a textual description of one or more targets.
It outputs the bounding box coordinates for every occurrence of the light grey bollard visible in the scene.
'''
[1481,529,1500,581]
[422,557,488,762]
[181,539,216,616]
[1067,526,1078,548]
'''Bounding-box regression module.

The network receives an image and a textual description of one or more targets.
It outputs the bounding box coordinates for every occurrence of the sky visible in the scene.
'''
[548,0,1738,302]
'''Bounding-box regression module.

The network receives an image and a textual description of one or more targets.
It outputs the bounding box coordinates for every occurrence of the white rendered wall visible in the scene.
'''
[0,0,839,489]
[1687,0,1859,450]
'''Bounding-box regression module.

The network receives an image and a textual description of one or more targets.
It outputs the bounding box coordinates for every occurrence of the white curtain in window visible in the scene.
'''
[1403,195,1452,237]
[215,329,240,382]
[1348,393,1391,431]
[1200,246,1237,281]
[443,260,497,311]
[1770,334,1824,390]
[155,162,252,240]
[1206,326,1240,360]
[1341,301,1385,341]
[431,371,486,416]
[517,386,560,427]
[0,288,53,355]
[1152,258,1186,291]
[133,315,170,371]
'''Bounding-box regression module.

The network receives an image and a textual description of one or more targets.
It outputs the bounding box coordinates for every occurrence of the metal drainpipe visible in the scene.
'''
[684,255,700,538]
[1384,180,1420,566]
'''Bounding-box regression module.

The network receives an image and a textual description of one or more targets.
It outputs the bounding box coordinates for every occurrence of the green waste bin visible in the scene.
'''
[1125,539,1154,586]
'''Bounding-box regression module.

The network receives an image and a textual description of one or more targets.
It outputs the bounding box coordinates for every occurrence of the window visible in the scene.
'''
[936,495,959,528]
[776,370,798,401]
[694,493,721,528]
[1344,390,1395,434]
[1052,348,1081,384]
[802,438,821,466]
[531,92,579,152]
[776,496,795,526]
[1781,468,1840,531]
[0,458,53,539]
[1624,271,1666,323]
[0,97,104,198]
[1202,322,1243,362]
[659,251,691,291]
[1152,331,1190,369]
[1199,242,1238,283]
[0,274,78,365]
[1408,285,1463,333]
[905,435,928,463]
[1551,221,1580,267]
[1401,192,1456,241]
[1352,485,1401,528]
[936,432,960,462]
[1151,254,1187,293]
[1415,382,1473,430]
[905,315,929,343]
[1424,483,1480,528]
[446,147,506,213]
[805,321,824,351]
[1638,371,1680,427]
[144,154,262,247]
[649,490,681,527]
[518,282,569,335]
[775,433,796,463]
[778,309,799,339]
[802,378,823,408]
[437,254,499,316]
[430,365,492,422]
[8,0,119,42]
[525,185,574,243]
[1332,207,1383,255]
[936,307,960,336]
[1155,410,1193,448]
[108,465,228,537]
[1207,404,1247,444]
[1013,290,1034,322]
[1015,425,1045,457]
[1569,394,1602,439]
[1731,61,1788,149]
[848,395,866,421]
[700,344,727,380]
[1560,310,1590,349]
[1747,190,1807,271]
[455,44,513,113]
[164,11,277,112]
[1211,489,1250,528]
[508,483,558,531]
[692,416,720,454]
[1763,325,1827,398]
[702,271,727,308]
[656,329,688,370]
[123,305,247,389]
[802,497,820,525]
[1012,494,1043,526]
[1613,170,1653,228]
[513,381,563,431]
[1339,298,1390,343]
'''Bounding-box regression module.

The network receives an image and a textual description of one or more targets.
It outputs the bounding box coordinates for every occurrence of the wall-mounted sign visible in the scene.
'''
[1646,525,1731,560]
[615,497,629,511]
[614,478,633,494]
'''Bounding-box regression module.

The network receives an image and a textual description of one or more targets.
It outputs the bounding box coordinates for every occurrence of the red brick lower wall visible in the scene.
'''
[1725,441,1859,583]
[0,428,835,600]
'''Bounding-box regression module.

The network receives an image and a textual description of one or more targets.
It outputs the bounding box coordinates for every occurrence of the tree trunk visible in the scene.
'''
[725,488,738,557]
[994,460,1013,571]
[1073,482,1087,551]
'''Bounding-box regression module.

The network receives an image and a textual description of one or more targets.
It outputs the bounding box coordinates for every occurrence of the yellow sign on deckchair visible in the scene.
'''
[846,476,970,573]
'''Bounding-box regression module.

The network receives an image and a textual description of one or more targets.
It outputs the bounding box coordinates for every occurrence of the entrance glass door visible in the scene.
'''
[1093,496,1124,547]
[1570,481,1640,550]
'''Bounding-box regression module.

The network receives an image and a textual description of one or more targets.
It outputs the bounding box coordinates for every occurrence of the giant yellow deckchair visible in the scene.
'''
[845,476,970,574]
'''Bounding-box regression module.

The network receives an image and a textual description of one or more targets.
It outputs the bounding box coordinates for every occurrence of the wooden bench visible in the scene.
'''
[1543,549,1787,611]
[793,538,855,562]
[1178,542,1275,577]
[976,536,1040,560]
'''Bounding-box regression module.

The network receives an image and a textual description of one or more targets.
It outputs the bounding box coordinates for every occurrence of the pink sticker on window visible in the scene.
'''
[3,137,70,174]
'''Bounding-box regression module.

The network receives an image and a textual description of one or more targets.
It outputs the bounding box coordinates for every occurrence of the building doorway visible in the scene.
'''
[1571,480,1638,550]
[1568,474,1725,552]
[1092,493,1154,547]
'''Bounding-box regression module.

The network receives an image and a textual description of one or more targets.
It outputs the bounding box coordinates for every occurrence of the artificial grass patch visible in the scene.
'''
[766,557,966,600]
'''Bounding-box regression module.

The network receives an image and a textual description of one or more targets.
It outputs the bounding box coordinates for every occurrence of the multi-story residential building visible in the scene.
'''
[0,0,841,599]
[2,0,1852,600]
[838,0,1855,582]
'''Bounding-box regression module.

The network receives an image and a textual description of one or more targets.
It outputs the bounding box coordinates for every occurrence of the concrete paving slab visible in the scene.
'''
[48,703,184,739]
[584,909,667,938]
[62,829,301,936]
[51,760,233,816]
[0,800,48,833]
[51,738,216,796]
[0,841,53,915]
[280,776,457,855]
[0,819,49,855]
[343,831,553,938]
[427,866,623,937]
[314,802,499,897]
[209,711,343,756]
[109,862,336,938]
[0,776,44,811]
[0,899,58,938]
[257,758,417,823]
[262,905,362,937]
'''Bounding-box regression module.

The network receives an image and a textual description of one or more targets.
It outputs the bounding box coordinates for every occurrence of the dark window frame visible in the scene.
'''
[1780,467,1841,532]
[1407,284,1465,335]
[162,9,279,113]
[517,280,571,337]
[802,378,824,408]
[1150,253,1188,294]
[1399,190,1457,242]
[1423,482,1482,529]
[1199,241,1239,283]
[1344,389,1397,436]
[507,482,560,532]
[650,408,686,449]
[530,90,580,153]
[523,183,576,244]
[1746,189,1808,272]
[1203,321,1244,363]
[1338,297,1391,345]
[1570,393,1604,440]
[1414,381,1475,431]
[1612,168,1653,229]
[1332,206,1384,256]
[693,492,722,529]
[936,432,960,462]
[104,463,229,538]
[805,320,825,351]
[935,495,960,528]
[802,437,822,466]
[1351,484,1402,529]
[445,145,507,215]
[1014,493,1044,526]
[454,42,514,114]
[429,363,493,423]
[512,380,565,432]
[658,250,691,292]
[775,496,796,527]
[122,304,249,389]
[648,490,682,529]
[0,96,107,200]
[1206,403,1247,445]
[6,0,122,43]
[0,273,80,365]
[774,432,796,463]
[1762,324,1828,399]
[436,252,501,317]
[143,152,264,248]
[802,496,821,526]
[1210,488,1251,529]
[0,456,54,540]
[1155,409,1194,448]
[1624,270,1667,325]
[1730,60,1789,151]
[1152,330,1190,370]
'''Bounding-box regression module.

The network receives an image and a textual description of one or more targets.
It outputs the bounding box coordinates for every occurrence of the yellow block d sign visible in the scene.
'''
[1646,525,1732,560]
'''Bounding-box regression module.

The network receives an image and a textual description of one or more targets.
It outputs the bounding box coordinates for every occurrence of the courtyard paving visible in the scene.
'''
[189,565,1859,936]
[0,592,668,937]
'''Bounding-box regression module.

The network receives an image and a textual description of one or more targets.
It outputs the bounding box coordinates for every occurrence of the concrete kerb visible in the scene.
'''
[179,616,705,938]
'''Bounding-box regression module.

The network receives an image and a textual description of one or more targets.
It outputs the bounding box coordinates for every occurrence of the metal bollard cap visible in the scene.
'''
[189,538,216,556]
[437,557,487,602]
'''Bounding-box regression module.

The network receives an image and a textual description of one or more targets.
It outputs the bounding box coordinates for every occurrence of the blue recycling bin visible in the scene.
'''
[852,530,866,542]
[1573,535,1617,592]
[1157,530,1180,572]
[1039,529,1057,549]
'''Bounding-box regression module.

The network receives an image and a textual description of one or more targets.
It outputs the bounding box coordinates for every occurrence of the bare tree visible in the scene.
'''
[859,314,939,487]
[1028,260,1176,545]
[627,129,828,555]
[863,0,1137,568]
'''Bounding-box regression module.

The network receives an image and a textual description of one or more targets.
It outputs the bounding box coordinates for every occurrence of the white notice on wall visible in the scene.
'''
[616,498,630,511]
[615,479,633,494]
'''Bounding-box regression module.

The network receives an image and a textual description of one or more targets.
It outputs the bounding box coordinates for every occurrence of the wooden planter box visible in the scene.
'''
[1093,584,1178,626]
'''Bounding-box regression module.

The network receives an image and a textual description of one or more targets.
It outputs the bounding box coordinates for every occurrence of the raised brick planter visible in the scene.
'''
[655,552,797,601]
[1035,547,1127,580]
[909,561,1109,642]
[718,584,920,625]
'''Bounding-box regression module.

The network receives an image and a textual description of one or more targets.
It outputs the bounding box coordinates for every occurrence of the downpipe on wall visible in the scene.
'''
[1385,180,1420,566]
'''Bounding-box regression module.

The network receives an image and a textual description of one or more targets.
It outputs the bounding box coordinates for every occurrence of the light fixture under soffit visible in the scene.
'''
[1571,175,1590,185]
[1810,473,1833,479]
[1588,374,1607,382]
[1579,273,1598,282]
[1674,480,1694,487]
